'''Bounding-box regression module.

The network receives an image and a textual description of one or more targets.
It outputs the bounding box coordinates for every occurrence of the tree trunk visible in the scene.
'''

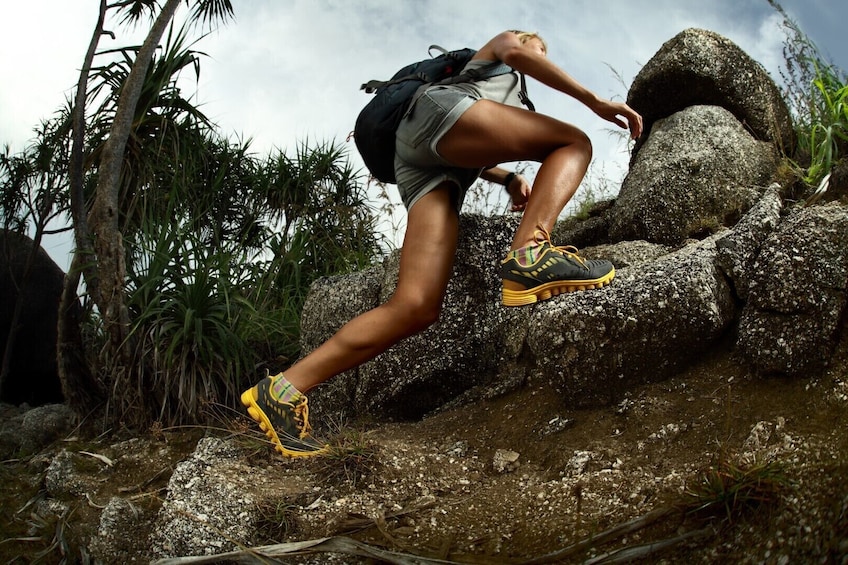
[58,252,103,414]
[67,0,105,308]
[88,0,181,365]
[59,0,108,415]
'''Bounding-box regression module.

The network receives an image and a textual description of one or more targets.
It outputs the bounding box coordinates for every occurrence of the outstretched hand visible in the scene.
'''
[593,99,643,139]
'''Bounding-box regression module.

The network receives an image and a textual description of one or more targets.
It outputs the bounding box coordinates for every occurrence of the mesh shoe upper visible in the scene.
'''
[499,228,615,306]
[500,240,613,289]
[241,376,328,457]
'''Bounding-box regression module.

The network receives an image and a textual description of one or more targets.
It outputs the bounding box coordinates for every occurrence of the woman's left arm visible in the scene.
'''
[482,167,532,212]
[479,32,643,139]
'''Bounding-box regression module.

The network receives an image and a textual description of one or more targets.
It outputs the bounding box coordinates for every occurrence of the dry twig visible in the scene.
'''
[151,535,462,565]
[523,506,678,564]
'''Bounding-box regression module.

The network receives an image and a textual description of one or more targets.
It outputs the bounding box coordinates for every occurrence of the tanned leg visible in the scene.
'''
[282,102,590,391]
[283,186,459,392]
[436,100,592,250]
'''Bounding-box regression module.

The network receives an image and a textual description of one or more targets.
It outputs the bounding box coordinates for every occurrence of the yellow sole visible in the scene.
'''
[240,387,329,458]
[501,268,615,307]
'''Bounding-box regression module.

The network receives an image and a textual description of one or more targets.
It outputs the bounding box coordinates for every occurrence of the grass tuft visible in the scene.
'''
[683,456,794,524]
[310,429,382,488]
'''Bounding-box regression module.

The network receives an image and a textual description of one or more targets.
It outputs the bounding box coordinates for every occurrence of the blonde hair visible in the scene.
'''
[510,30,547,53]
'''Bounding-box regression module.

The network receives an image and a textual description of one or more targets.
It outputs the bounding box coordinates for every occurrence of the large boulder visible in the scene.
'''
[526,236,736,407]
[608,105,779,245]
[305,213,741,420]
[0,231,65,406]
[715,184,784,300]
[301,191,847,422]
[627,28,795,158]
[736,202,848,375]
[0,402,76,458]
[149,438,270,558]
[306,214,531,422]
[298,265,386,424]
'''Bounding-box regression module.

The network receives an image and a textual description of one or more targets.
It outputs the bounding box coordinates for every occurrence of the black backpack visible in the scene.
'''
[354,46,532,184]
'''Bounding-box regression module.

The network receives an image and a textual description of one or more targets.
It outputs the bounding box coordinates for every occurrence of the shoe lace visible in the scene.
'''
[533,227,588,268]
[293,398,313,438]
[262,370,315,440]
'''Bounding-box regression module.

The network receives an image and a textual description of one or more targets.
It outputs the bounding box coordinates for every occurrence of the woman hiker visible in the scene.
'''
[241,30,643,457]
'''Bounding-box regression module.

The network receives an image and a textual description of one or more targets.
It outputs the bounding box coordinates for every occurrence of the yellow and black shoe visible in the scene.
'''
[240,376,329,458]
[500,228,615,307]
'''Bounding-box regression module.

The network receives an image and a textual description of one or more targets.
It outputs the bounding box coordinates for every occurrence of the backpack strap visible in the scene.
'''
[428,44,449,57]
[361,78,395,93]
[436,61,512,84]
[361,47,535,111]
[518,73,535,112]
[361,46,510,93]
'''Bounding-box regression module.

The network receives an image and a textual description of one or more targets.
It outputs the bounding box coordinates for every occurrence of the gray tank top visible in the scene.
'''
[427,59,523,108]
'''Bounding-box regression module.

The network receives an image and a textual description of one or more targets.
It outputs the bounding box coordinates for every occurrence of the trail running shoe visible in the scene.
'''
[240,376,329,458]
[500,228,615,306]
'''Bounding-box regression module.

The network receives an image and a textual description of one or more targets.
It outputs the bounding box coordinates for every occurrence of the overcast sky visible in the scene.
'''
[1,0,846,266]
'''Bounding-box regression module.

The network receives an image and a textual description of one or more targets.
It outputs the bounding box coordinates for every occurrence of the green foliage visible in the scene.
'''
[311,428,382,488]
[770,1,848,190]
[116,218,276,424]
[802,64,848,186]
[65,11,382,426]
[2,2,383,427]
[259,140,382,335]
[0,115,71,234]
[107,135,382,426]
[255,498,300,543]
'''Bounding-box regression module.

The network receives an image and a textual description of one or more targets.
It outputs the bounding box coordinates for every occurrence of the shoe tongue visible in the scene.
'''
[554,245,588,268]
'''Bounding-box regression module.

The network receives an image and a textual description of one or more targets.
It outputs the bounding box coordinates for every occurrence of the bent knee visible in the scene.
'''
[388,296,443,334]
[406,302,442,333]
[543,126,592,163]
[571,130,593,159]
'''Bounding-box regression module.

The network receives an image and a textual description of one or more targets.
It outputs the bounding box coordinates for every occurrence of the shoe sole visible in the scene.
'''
[240,386,329,458]
[501,268,615,307]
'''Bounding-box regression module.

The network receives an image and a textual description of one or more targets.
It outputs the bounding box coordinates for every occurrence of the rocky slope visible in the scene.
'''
[1,333,846,564]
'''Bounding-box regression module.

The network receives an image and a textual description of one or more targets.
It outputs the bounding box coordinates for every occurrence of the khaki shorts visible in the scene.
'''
[394,87,482,211]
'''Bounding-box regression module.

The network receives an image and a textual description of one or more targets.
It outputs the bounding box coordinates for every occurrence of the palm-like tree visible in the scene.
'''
[59,0,234,415]
[84,0,234,366]
[49,0,382,426]
[87,22,213,235]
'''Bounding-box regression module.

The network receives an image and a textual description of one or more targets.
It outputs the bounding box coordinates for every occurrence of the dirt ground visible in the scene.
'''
[1,334,847,564]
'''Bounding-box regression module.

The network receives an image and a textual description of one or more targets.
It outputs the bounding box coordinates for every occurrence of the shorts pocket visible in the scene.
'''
[396,93,448,149]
